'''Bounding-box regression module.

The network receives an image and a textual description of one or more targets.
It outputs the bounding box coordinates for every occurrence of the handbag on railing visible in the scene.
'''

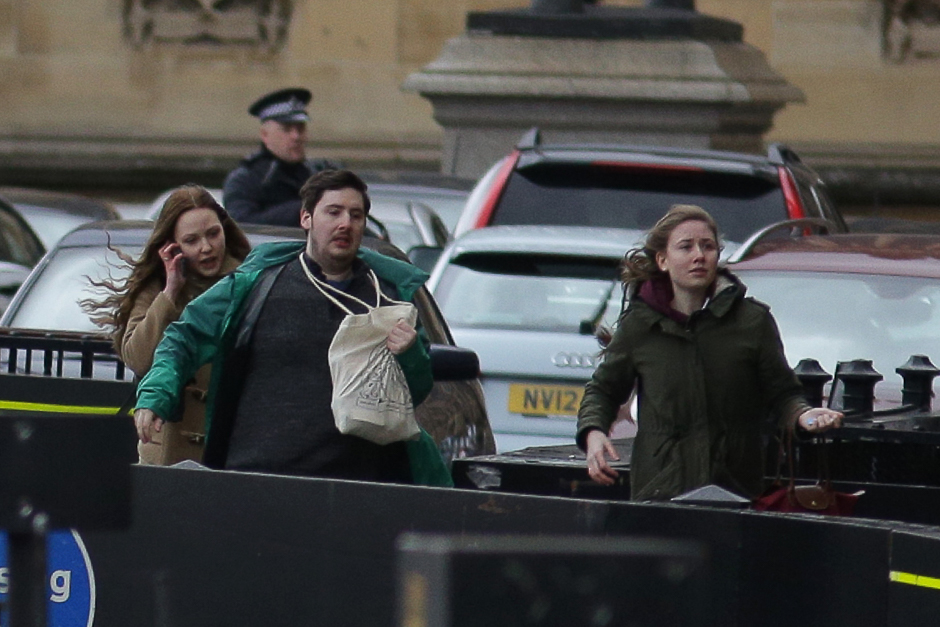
[301,255,421,445]
[754,426,861,516]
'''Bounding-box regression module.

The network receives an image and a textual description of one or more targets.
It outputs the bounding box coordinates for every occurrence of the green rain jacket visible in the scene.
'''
[577,271,809,501]
[136,241,452,487]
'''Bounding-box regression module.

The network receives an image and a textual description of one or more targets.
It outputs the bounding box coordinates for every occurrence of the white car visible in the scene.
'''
[427,225,641,452]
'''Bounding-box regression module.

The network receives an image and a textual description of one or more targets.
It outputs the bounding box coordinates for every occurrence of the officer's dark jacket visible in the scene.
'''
[222,146,340,227]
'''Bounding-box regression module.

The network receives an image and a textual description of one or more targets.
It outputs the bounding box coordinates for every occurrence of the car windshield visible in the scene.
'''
[7,245,140,332]
[738,270,940,377]
[434,253,624,333]
[493,164,783,243]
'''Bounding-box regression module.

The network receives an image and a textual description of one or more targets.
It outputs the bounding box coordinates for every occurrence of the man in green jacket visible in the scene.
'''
[134,169,451,486]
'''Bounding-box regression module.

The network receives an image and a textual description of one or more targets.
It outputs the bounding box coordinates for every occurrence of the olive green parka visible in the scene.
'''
[577,271,809,501]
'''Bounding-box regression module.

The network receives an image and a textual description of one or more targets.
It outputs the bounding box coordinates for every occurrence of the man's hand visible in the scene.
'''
[386,320,417,355]
[135,408,165,444]
[585,429,621,486]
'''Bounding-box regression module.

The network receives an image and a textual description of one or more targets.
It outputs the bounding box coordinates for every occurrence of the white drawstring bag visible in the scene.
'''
[300,255,421,445]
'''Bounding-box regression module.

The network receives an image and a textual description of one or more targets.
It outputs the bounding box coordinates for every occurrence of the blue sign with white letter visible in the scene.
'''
[0,529,96,627]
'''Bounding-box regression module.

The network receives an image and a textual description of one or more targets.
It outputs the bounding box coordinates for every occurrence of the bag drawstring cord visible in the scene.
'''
[298,253,409,315]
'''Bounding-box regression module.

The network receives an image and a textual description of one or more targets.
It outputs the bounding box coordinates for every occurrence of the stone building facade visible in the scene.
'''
[1,0,939,216]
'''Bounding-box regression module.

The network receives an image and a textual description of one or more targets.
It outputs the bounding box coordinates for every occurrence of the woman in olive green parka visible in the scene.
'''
[577,205,844,501]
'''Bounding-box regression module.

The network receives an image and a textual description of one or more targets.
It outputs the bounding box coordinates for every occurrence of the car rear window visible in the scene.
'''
[490,164,785,243]
[738,269,940,380]
[434,252,623,333]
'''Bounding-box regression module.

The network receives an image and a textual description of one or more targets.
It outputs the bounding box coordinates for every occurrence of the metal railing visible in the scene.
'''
[0,328,129,380]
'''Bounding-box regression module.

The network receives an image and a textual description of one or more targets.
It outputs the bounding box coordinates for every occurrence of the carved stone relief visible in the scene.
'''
[122,0,293,51]
[883,0,940,62]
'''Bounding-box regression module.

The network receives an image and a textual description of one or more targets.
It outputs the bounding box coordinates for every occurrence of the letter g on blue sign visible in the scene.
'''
[0,530,95,627]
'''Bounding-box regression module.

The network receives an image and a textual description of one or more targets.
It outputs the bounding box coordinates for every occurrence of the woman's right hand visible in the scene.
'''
[585,429,621,486]
[159,241,185,303]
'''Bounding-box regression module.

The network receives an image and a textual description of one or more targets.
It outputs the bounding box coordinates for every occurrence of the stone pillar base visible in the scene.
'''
[404,34,804,178]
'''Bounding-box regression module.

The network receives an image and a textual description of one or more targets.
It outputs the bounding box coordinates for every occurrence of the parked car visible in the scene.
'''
[427,225,639,452]
[0,187,121,250]
[363,171,474,233]
[0,220,495,462]
[0,196,45,314]
[728,231,940,408]
[454,129,847,247]
[368,198,450,254]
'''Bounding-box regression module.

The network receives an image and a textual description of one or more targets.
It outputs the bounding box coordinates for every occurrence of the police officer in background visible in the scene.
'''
[223,87,341,227]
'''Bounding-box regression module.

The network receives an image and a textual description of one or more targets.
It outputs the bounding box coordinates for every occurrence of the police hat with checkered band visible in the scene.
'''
[248,87,312,123]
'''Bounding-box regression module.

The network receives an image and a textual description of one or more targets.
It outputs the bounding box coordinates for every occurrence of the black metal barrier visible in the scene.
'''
[397,534,711,627]
[0,328,136,417]
[73,466,940,627]
[0,411,133,627]
[0,374,135,417]
[453,437,940,527]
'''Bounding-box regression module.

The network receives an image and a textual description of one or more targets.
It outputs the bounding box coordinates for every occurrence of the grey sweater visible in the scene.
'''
[225,256,411,482]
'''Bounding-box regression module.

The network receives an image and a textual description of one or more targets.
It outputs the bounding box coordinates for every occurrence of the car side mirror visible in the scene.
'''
[429,344,480,381]
[408,246,443,273]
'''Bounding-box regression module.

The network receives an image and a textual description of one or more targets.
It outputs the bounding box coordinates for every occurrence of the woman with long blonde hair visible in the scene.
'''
[87,184,250,464]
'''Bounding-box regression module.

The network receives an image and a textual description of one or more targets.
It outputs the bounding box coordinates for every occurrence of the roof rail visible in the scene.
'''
[516,127,541,150]
[727,217,838,263]
[766,142,802,166]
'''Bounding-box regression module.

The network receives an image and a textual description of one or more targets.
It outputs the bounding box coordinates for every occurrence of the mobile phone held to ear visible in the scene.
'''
[179,257,189,278]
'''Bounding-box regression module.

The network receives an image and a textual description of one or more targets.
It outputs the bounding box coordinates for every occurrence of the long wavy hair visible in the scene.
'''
[83,185,251,346]
[620,204,722,287]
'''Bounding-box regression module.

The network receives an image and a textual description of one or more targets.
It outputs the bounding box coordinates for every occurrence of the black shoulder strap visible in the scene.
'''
[235,264,285,350]
[203,263,286,469]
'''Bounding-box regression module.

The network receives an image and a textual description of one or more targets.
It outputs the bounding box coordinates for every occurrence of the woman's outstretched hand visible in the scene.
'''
[585,429,621,486]
[797,408,844,434]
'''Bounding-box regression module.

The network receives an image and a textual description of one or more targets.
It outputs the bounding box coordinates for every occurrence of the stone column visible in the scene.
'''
[403,1,804,178]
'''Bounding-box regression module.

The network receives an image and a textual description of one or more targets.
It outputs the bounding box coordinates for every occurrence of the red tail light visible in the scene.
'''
[778,167,805,219]
[473,151,521,229]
